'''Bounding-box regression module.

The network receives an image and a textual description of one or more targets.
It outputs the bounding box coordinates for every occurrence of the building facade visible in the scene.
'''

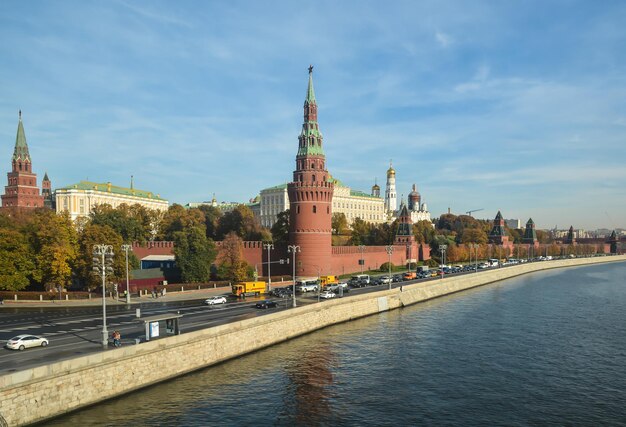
[1,111,45,209]
[257,179,385,228]
[55,180,168,220]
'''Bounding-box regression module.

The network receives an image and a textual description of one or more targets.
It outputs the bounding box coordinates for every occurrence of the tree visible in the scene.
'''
[217,205,268,241]
[271,209,290,244]
[332,213,349,235]
[27,210,78,291]
[160,204,206,241]
[460,228,488,244]
[0,228,34,291]
[413,220,434,244]
[197,205,223,239]
[173,226,216,283]
[75,223,124,291]
[349,218,371,245]
[217,232,251,282]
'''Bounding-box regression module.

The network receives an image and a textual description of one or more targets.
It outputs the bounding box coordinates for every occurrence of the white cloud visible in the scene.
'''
[435,30,453,47]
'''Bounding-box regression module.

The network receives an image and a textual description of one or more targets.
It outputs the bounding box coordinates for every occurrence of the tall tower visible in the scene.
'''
[408,184,421,211]
[1,111,45,208]
[384,161,397,216]
[287,66,334,277]
[522,218,538,246]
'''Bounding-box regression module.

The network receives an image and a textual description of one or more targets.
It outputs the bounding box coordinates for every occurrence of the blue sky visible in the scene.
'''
[1,1,625,230]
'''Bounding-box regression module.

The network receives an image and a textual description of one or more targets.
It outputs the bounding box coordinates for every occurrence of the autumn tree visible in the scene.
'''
[0,228,34,291]
[197,205,222,239]
[217,232,251,282]
[217,205,269,241]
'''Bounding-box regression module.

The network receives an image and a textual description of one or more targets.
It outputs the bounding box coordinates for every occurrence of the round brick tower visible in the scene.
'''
[287,66,334,277]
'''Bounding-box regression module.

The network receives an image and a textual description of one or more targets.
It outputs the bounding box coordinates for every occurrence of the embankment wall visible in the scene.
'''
[1,255,625,426]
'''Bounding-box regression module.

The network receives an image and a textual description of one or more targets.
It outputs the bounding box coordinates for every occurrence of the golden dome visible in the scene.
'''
[387,166,395,177]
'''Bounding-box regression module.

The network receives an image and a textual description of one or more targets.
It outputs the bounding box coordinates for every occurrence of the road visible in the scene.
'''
[0,262,541,375]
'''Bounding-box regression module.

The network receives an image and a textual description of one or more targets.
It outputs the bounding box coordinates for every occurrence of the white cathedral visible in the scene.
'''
[372,162,432,224]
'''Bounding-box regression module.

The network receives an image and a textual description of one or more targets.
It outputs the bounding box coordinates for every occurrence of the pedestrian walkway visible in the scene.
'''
[0,283,294,308]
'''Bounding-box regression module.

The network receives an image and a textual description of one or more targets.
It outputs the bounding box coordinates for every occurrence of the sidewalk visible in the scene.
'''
[0,283,293,308]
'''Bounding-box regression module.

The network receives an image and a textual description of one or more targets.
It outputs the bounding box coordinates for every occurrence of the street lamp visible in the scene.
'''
[358,245,365,275]
[472,243,479,272]
[121,244,131,304]
[93,244,114,349]
[385,245,394,290]
[287,245,300,308]
[439,244,447,279]
[406,243,412,272]
[263,243,274,292]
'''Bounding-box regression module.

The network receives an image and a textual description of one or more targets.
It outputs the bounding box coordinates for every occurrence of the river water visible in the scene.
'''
[47,262,626,426]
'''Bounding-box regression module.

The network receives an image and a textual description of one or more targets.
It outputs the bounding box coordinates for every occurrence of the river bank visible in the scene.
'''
[1,255,625,426]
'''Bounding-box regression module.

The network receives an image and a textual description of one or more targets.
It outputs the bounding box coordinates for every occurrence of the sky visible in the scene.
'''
[1,1,625,230]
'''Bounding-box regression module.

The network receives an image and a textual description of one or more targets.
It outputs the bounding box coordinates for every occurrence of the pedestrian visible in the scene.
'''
[400,285,403,292]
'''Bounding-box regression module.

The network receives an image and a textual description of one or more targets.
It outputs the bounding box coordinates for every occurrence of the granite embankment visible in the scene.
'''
[1,255,625,426]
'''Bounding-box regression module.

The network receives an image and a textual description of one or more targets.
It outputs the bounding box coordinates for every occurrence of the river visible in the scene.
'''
[47,262,626,426]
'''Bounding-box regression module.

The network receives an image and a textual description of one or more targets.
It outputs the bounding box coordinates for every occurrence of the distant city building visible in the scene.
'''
[1,111,46,209]
[505,219,521,229]
[55,180,168,220]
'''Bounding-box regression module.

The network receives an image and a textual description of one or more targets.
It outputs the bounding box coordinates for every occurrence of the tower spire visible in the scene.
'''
[13,111,31,165]
[306,65,316,104]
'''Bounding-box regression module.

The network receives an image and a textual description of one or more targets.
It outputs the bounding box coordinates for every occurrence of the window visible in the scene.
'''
[327,206,330,214]
[313,205,317,213]
[297,205,300,214]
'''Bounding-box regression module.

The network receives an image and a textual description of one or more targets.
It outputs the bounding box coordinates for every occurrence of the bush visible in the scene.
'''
[380,262,394,271]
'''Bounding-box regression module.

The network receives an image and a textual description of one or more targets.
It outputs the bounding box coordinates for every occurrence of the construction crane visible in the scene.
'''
[466,208,484,217]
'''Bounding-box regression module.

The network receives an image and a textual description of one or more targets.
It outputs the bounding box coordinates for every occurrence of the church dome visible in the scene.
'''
[372,183,380,191]
[386,165,395,178]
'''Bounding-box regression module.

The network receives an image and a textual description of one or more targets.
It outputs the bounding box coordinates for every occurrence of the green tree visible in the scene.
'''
[76,223,125,291]
[217,205,268,241]
[413,220,434,244]
[349,218,371,245]
[27,210,78,291]
[271,209,290,244]
[160,204,207,240]
[173,226,216,283]
[0,228,34,291]
[197,205,223,239]
[332,213,349,235]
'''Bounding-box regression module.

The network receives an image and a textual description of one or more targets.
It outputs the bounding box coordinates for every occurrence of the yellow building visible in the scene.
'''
[55,180,168,220]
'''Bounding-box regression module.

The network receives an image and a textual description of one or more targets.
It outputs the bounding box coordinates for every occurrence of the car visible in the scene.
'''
[319,290,336,299]
[204,296,228,305]
[5,335,49,351]
[255,300,278,309]
[379,276,392,284]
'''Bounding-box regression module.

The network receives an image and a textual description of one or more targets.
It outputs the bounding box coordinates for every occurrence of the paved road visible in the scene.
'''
[0,262,537,375]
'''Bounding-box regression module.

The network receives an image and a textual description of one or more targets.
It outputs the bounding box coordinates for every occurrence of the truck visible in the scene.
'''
[403,271,417,280]
[417,266,429,273]
[320,275,339,287]
[232,281,266,297]
[295,278,319,293]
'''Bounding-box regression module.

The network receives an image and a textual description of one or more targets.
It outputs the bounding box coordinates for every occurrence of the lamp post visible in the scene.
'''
[93,244,114,349]
[406,243,412,272]
[385,245,394,290]
[311,264,322,302]
[121,244,131,304]
[473,244,479,272]
[263,243,274,292]
[287,245,300,308]
[358,245,365,274]
[439,244,447,279]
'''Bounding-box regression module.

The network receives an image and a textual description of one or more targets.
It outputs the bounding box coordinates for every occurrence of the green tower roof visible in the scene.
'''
[306,65,316,104]
[13,111,31,163]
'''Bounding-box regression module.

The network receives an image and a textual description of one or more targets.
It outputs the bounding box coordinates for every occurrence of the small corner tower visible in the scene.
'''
[287,66,334,276]
[1,111,45,209]
[522,218,538,246]
[488,210,509,245]
[564,226,576,245]
[394,202,415,245]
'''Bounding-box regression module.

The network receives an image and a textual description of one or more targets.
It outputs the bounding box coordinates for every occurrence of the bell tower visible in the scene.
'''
[287,66,334,276]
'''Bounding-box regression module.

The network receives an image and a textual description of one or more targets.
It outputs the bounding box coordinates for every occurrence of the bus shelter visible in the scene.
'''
[139,313,183,341]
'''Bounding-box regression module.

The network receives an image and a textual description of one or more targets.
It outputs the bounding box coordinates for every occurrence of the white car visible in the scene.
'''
[204,296,228,305]
[319,290,336,299]
[5,335,49,351]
